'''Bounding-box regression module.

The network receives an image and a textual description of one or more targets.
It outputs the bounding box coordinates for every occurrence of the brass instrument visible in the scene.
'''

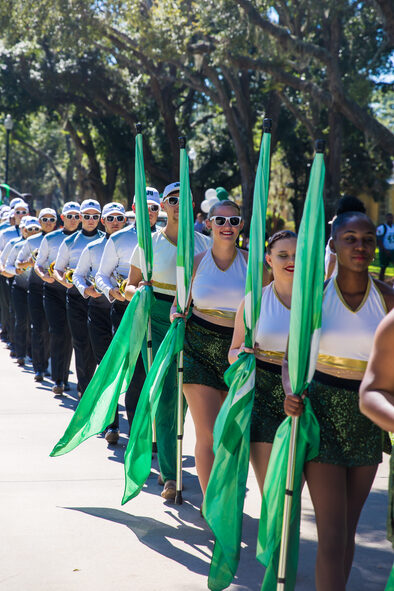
[31,248,39,262]
[48,261,56,277]
[64,268,74,284]
[114,272,127,295]
[87,272,102,294]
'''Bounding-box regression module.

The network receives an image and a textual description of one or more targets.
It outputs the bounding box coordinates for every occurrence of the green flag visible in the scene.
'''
[257,148,325,590]
[50,130,153,457]
[0,183,10,205]
[122,140,194,504]
[203,123,271,591]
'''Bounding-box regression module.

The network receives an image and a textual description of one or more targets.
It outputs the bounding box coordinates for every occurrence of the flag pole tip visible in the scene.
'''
[178,136,186,149]
[136,122,142,134]
[263,118,272,132]
[315,139,325,153]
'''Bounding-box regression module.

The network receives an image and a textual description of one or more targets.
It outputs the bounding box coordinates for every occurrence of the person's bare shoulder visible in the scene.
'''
[373,278,394,312]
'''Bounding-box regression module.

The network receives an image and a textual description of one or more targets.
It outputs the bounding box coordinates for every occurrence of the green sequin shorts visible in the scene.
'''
[183,314,232,391]
[308,376,383,466]
[250,361,286,443]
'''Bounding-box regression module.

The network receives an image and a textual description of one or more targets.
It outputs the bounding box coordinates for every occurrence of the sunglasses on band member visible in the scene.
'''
[162,196,179,206]
[82,214,100,220]
[148,204,159,212]
[15,210,28,215]
[106,215,125,223]
[210,215,242,227]
[65,213,80,220]
[26,227,40,232]
[41,217,56,223]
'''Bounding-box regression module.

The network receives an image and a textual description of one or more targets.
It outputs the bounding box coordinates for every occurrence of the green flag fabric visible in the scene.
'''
[257,399,320,590]
[50,130,153,457]
[0,183,10,204]
[122,142,194,503]
[203,126,271,591]
[257,149,325,590]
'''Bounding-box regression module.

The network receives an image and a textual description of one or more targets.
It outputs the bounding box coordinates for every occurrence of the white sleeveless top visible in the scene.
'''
[192,248,247,320]
[316,276,387,377]
[130,230,211,296]
[254,282,290,364]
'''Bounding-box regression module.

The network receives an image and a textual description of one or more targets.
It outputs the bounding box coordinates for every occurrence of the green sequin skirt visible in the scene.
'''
[183,314,232,391]
[250,361,286,443]
[308,377,383,466]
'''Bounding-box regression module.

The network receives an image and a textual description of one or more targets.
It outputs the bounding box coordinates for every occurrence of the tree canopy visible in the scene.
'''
[0,0,393,228]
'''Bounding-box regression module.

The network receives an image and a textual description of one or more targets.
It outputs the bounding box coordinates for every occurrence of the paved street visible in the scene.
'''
[0,341,392,591]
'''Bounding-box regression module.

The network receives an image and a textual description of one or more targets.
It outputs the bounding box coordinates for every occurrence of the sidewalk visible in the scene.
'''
[0,341,392,590]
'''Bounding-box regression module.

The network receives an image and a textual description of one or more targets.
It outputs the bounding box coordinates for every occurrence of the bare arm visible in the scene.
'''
[359,309,394,432]
[170,250,206,322]
[228,299,249,364]
[124,264,144,301]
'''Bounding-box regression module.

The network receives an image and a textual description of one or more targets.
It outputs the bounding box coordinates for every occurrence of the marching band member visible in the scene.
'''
[35,202,80,395]
[73,202,126,443]
[229,230,297,494]
[170,199,247,497]
[4,217,41,365]
[126,181,211,500]
[16,208,57,381]
[284,211,394,591]
[54,199,104,398]
[96,188,159,429]
[0,201,29,354]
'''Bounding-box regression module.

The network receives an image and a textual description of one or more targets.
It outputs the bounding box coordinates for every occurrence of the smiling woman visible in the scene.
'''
[170,199,248,500]
[228,230,297,495]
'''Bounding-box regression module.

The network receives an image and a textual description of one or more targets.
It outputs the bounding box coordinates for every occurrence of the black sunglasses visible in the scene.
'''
[106,215,125,222]
[83,214,100,220]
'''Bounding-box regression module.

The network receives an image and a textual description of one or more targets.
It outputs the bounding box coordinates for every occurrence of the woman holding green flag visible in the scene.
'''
[285,210,394,591]
[170,199,247,497]
[229,230,297,495]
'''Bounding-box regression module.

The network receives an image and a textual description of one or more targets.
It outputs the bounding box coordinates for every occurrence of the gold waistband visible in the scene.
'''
[316,354,367,372]
[193,306,236,320]
[152,280,176,293]
[255,349,285,363]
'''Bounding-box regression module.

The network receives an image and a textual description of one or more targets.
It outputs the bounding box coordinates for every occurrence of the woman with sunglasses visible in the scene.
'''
[73,202,126,444]
[96,189,159,434]
[54,199,104,398]
[16,208,57,381]
[35,202,80,394]
[228,230,297,494]
[126,181,211,500]
[169,199,247,499]
[3,218,42,366]
[284,211,394,591]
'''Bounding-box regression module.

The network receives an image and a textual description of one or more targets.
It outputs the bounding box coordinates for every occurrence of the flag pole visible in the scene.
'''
[175,135,187,505]
[276,139,326,591]
[135,122,157,452]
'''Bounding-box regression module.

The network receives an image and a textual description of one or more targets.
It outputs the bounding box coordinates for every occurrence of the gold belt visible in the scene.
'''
[316,354,367,372]
[193,306,236,320]
[255,349,285,363]
[152,280,176,293]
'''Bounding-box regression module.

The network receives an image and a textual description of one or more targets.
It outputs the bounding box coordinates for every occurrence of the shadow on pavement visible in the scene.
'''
[64,506,213,576]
